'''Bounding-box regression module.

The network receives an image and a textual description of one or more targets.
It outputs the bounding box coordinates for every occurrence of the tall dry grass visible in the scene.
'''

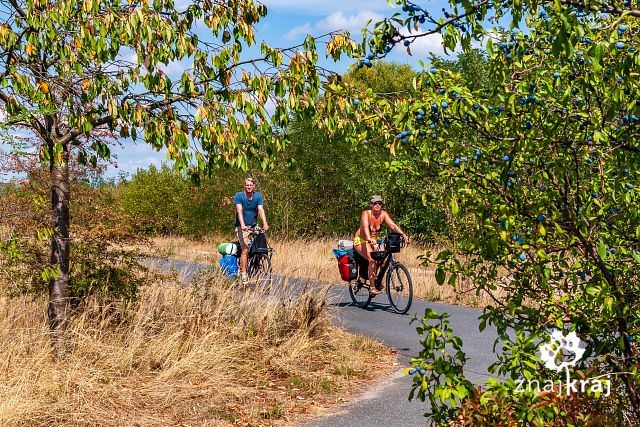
[0,270,395,426]
[141,235,497,307]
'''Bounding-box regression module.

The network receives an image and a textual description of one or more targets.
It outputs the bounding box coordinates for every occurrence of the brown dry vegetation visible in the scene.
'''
[138,235,497,307]
[1,177,404,426]
[0,270,397,426]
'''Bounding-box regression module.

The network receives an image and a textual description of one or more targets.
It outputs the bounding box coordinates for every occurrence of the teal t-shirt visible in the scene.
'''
[234,191,263,227]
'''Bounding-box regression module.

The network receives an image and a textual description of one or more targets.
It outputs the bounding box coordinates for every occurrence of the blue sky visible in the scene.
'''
[1,0,456,181]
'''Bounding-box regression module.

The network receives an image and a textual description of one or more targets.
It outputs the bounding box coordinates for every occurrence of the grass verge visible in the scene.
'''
[0,270,396,426]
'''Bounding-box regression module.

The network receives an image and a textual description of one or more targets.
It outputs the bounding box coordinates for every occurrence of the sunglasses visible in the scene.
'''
[371,201,382,206]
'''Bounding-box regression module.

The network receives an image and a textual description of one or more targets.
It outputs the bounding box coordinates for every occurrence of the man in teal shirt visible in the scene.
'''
[234,177,269,284]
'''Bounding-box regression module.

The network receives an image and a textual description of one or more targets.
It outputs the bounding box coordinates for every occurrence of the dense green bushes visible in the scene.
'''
[114,137,450,241]
[0,171,145,302]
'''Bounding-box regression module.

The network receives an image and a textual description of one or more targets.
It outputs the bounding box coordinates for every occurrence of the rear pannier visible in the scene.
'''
[334,248,357,282]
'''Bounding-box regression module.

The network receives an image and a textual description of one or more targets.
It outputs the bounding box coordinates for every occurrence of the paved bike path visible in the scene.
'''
[305,288,497,427]
[142,258,500,427]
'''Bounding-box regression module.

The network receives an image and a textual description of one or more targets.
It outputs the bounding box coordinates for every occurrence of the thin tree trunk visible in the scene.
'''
[48,141,70,350]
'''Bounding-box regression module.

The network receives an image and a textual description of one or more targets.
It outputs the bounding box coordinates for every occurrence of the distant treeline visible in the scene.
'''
[114,130,450,241]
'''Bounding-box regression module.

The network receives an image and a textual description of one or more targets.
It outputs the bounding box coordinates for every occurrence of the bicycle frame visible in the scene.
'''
[244,227,274,281]
[348,237,413,314]
[353,249,392,288]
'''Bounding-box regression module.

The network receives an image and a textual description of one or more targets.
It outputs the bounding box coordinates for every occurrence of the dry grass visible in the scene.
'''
[139,235,497,307]
[0,271,396,426]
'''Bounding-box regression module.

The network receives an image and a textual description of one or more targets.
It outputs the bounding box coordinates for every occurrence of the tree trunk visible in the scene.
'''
[48,142,70,350]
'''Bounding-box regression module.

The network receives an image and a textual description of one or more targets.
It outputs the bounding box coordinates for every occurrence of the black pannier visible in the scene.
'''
[353,250,369,280]
[386,233,402,253]
[252,231,269,254]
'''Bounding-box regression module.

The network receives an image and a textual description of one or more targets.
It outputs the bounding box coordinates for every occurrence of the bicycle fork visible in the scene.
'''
[387,262,404,292]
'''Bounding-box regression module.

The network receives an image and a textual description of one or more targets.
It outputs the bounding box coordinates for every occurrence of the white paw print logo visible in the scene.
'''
[539,329,585,372]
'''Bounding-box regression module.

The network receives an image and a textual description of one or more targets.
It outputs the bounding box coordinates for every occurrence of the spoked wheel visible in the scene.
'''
[348,278,373,308]
[248,254,273,289]
[386,262,413,314]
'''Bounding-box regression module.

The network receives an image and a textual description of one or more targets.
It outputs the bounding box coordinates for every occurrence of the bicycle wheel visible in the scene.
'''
[386,262,413,314]
[348,278,372,308]
[248,254,272,287]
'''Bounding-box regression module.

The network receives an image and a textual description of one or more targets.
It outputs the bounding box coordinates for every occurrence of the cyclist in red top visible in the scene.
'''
[353,195,408,295]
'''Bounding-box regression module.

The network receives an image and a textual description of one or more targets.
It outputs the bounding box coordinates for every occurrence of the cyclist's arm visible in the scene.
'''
[235,204,248,231]
[383,212,409,242]
[258,204,268,230]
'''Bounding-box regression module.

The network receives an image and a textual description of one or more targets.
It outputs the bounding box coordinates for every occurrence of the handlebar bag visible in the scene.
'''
[252,231,269,254]
[386,233,402,253]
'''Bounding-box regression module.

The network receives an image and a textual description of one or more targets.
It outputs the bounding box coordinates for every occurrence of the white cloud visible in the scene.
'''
[404,32,458,58]
[323,10,384,32]
[157,59,189,78]
[390,26,489,61]
[284,23,314,41]
[284,10,384,40]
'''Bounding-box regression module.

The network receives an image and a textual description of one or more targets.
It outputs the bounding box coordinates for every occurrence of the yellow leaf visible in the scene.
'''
[25,44,33,55]
[167,142,177,157]
[538,223,546,236]
[41,82,49,93]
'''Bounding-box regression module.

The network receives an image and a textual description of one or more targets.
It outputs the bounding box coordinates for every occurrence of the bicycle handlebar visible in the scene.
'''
[376,235,408,243]
[248,225,265,234]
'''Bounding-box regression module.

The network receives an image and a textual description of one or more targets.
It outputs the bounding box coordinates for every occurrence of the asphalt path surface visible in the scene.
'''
[142,257,502,427]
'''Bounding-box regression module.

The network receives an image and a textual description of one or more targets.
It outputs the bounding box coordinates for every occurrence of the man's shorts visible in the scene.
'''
[236,226,251,249]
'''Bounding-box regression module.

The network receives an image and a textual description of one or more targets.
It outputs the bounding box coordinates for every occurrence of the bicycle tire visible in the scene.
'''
[348,278,372,308]
[386,262,413,314]
[248,253,272,286]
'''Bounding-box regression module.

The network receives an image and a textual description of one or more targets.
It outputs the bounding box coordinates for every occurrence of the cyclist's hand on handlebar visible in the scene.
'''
[402,234,410,244]
[262,225,269,231]
[241,225,249,231]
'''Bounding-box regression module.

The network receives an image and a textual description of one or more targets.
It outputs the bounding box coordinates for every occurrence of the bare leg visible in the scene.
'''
[240,249,248,272]
[368,261,379,293]
[356,242,380,295]
[236,227,249,282]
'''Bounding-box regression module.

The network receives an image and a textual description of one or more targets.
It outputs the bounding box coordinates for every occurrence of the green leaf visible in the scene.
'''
[597,241,607,260]
[450,198,459,215]
[435,266,446,286]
